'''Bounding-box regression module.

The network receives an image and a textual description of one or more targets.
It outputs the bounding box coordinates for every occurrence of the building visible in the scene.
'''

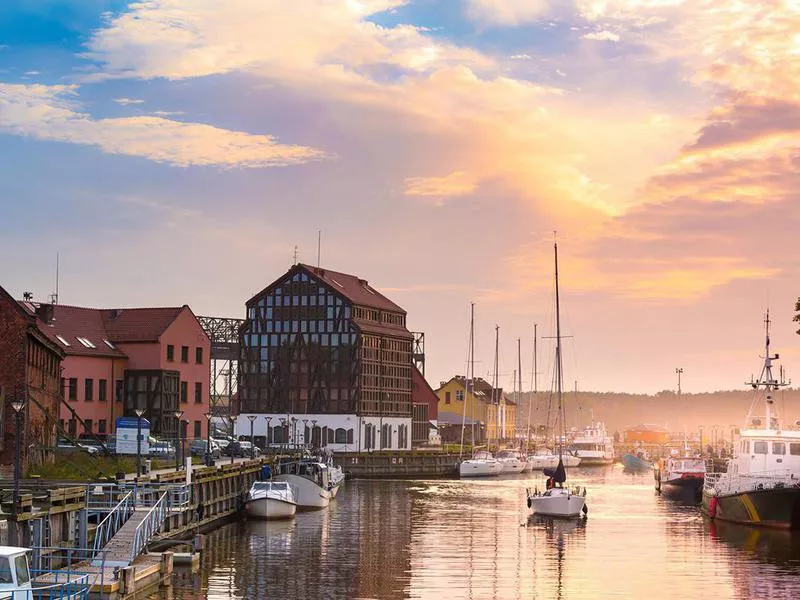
[435,376,517,444]
[16,302,211,442]
[624,424,670,445]
[237,263,414,451]
[411,366,440,446]
[0,286,64,471]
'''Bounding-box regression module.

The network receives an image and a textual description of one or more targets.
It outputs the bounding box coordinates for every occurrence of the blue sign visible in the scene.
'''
[115,416,151,455]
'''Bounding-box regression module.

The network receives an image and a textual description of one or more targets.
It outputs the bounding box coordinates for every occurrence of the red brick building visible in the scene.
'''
[0,286,64,471]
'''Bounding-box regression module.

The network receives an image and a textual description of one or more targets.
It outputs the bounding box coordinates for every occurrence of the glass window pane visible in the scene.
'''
[754,441,768,454]
[790,443,800,455]
[773,442,786,455]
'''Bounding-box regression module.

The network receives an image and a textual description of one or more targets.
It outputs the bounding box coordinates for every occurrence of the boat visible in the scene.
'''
[526,240,588,519]
[328,464,345,498]
[527,450,559,470]
[702,312,800,529]
[655,456,706,502]
[273,459,332,510]
[571,421,615,465]
[459,450,503,477]
[621,451,652,473]
[245,480,298,520]
[496,449,527,474]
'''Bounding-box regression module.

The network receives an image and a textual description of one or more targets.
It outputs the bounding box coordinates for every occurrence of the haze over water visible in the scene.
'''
[151,468,800,599]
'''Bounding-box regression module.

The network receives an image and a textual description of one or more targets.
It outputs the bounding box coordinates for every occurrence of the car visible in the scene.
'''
[56,439,99,455]
[77,434,115,455]
[212,437,231,452]
[189,439,221,459]
[148,438,175,459]
[237,441,261,457]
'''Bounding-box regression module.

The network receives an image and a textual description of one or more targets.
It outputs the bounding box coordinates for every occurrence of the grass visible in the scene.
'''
[27,452,179,481]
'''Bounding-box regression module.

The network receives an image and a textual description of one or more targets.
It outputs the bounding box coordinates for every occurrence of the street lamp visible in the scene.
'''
[181,419,188,468]
[230,415,238,464]
[279,418,287,449]
[10,399,25,529]
[302,419,309,447]
[675,368,683,397]
[204,412,213,466]
[173,410,184,471]
[311,419,317,448]
[291,417,298,451]
[265,416,273,449]
[248,415,257,459]
[134,409,145,478]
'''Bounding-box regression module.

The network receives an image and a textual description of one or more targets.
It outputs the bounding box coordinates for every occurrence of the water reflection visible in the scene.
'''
[152,467,800,600]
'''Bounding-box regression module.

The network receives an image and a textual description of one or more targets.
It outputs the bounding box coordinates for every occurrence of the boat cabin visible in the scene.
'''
[276,460,330,489]
[0,546,32,596]
[730,429,800,475]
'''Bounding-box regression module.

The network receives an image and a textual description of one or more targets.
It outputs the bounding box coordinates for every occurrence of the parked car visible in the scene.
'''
[189,439,221,459]
[238,441,261,457]
[78,434,115,455]
[212,437,231,453]
[148,437,175,458]
[56,439,99,455]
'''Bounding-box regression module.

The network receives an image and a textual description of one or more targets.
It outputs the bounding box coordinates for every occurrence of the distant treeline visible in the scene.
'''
[511,389,800,435]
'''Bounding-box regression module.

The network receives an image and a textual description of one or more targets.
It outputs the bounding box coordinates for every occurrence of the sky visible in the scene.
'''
[0,0,798,395]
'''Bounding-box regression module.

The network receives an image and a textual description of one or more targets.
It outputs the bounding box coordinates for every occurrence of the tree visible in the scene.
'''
[795,297,800,334]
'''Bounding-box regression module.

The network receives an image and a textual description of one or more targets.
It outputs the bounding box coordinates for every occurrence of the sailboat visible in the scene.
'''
[459,303,503,478]
[702,312,800,528]
[526,241,588,518]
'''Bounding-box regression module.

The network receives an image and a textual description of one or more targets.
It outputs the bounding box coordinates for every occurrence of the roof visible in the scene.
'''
[352,318,413,339]
[437,375,502,403]
[17,302,186,358]
[626,424,669,432]
[438,411,482,426]
[301,264,405,313]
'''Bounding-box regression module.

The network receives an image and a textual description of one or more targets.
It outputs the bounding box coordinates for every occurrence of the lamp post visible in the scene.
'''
[248,415,257,459]
[10,398,25,533]
[311,419,317,449]
[173,410,184,472]
[134,408,145,478]
[265,416,273,449]
[279,418,287,449]
[291,417,298,451]
[302,419,309,447]
[675,368,683,397]
[204,412,213,466]
[230,415,238,464]
[181,419,188,468]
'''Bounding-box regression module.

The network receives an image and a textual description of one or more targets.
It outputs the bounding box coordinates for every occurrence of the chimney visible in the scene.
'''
[35,303,54,324]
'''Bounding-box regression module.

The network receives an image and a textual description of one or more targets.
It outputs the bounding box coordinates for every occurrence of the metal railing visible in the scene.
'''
[117,482,190,509]
[704,469,800,495]
[129,492,169,564]
[2,571,94,600]
[90,491,134,557]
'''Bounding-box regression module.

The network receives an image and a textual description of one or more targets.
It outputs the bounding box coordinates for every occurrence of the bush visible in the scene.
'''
[27,451,176,480]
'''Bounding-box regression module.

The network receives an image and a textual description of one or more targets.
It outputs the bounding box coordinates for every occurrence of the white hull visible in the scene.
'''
[577,455,613,466]
[274,474,331,509]
[528,488,586,518]
[459,459,503,477]
[499,458,526,474]
[246,498,297,520]
[527,454,581,470]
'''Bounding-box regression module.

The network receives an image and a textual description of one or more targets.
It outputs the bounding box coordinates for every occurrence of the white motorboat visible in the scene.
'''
[525,241,588,519]
[459,450,503,477]
[496,449,526,474]
[273,460,332,510]
[245,480,297,520]
[571,421,615,465]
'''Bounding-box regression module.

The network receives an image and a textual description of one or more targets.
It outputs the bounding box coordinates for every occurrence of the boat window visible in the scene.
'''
[753,441,768,454]
[14,554,30,586]
[790,443,800,456]
[0,557,12,584]
[773,442,786,455]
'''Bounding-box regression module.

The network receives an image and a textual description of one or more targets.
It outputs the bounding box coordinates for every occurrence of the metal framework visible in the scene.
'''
[412,332,425,376]
[198,316,245,425]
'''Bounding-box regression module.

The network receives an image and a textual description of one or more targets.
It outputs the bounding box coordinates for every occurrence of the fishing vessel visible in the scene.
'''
[702,312,800,529]
[273,459,332,510]
[571,421,615,465]
[655,455,706,502]
[245,480,298,520]
[526,241,588,519]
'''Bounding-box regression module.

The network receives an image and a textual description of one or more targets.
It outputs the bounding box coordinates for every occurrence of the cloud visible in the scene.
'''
[582,30,620,41]
[0,83,327,167]
[465,0,550,26]
[403,171,479,199]
[114,97,144,105]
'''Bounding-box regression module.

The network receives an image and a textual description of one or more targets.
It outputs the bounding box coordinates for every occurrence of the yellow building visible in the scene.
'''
[435,376,517,445]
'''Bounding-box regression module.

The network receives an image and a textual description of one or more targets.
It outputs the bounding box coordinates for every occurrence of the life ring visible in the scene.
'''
[708,496,718,518]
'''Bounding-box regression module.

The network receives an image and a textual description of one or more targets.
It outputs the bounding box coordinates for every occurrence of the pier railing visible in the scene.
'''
[91,490,134,557]
[130,491,169,564]
[25,571,92,600]
[703,469,800,495]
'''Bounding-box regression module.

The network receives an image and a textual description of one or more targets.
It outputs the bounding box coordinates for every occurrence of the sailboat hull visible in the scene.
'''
[499,458,526,474]
[459,459,503,477]
[528,488,586,518]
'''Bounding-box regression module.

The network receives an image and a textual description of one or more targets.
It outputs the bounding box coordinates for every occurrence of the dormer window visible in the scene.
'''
[103,340,116,350]
[55,335,70,347]
[76,337,96,348]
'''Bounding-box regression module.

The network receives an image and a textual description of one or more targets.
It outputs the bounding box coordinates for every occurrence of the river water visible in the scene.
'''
[149,466,800,599]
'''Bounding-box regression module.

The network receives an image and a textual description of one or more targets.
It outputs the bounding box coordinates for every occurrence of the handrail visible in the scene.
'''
[130,491,169,564]
[27,572,92,599]
[91,490,134,556]
[704,469,800,495]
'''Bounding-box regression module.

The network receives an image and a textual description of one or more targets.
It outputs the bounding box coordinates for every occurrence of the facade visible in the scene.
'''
[16,302,211,441]
[0,286,64,471]
[624,424,670,445]
[411,366,440,446]
[237,264,414,451]
[436,376,517,444]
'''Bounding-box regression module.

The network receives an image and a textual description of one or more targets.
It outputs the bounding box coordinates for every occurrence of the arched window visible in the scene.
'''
[382,424,391,449]
[327,428,335,444]
[321,426,328,446]
[335,428,347,444]
[312,426,322,446]
[347,428,354,444]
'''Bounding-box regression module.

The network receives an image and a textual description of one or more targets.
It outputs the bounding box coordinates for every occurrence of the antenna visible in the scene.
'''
[49,253,59,305]
[292,246,299,266]
[317,230,322,268]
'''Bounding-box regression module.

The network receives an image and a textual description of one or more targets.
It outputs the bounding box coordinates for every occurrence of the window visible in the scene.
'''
[335,428,347,444]
[76,337,96,348]
[167,345,175,361]
[13,554,30,586]
[58,419,64,432]
[195,347,203,364]
[753,441,768,454]
[194,420,201,439]
[99,379,107,402]
[84,419,93,433]
[85,379,94,401]
[55,335,70,347]
[98,419,107,433]
[103,339,116,350]
[456,389,464,401]
[773,442,786,455]
[347,428,354,444]
[445,391,451,405]
[68,419,77,436]
[194,382,202,404]
[180,381,188,404]
[115,380,123,402]
[68,378,77,401]
[60,378,65,398]
[0,557,11,584]
[790,443,800,456]
[181,346,189,362]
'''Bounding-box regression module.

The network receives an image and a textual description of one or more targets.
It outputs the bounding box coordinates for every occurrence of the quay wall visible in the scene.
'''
[334,452,460,478]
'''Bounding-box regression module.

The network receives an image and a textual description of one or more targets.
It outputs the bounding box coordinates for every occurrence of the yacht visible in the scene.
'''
[703,313,800,528]
[459,450,503,477]
[571,421,615,465]
[496,449,527,474]
[245,480,298,520]
[273,459,332,510]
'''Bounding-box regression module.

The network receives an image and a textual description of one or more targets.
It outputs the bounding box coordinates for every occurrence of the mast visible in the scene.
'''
[745,309,790,431]
[459,303,475,458]
[554,241,565,457]
[526,323,537,454]
[470,303,476,447]
[517,337,522,451]
[493,324,500,450]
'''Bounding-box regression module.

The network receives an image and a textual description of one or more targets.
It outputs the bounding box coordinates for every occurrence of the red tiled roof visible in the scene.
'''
[412,366,439,419]
[17,303,186,357]
[300,264,406,313]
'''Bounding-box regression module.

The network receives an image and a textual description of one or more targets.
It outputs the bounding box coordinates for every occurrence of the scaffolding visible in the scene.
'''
[198,316,245,429]
[412,332,425,376]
